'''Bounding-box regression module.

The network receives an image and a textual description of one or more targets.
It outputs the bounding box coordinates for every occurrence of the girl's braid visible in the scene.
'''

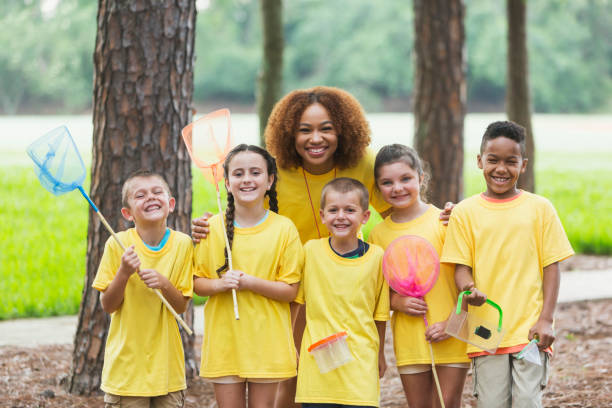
[216,192,235,275]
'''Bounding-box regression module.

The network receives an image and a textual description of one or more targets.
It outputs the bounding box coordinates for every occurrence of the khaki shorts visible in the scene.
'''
[398,362,470,375]
[472,351,549,408]
[104,390,184,408]
[204,375,293,384]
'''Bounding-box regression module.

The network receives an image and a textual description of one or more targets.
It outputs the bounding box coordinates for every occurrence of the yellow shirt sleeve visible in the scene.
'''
[276,222,304,285]
[373,257,390,322]
[440,205,474,268]
[541,199,575,266]
[93,234,124,292]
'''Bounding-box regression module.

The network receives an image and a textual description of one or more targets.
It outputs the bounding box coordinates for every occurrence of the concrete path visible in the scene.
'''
[1,270,611,347]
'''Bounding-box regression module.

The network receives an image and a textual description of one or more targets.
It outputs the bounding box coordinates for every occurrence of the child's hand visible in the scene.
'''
[397,296,428,316]
[138,269,169,290]
[215,269,241,292]
[439,201,455,225]
[378,351,387,378]
[464,286,487,306]
[529,318,555,350]
[119,245,140,277]
[425,320,451,343]
[234,270,254,291]
[191,212,212,243]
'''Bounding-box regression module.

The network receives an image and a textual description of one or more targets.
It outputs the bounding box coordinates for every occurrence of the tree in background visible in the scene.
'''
[507,0,535,192]
[413,0,466,207]
[257,0,284,144]
[66,0,197,394]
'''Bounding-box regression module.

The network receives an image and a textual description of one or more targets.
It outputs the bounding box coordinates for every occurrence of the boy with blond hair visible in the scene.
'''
[93,170,193,407]
[441,121,574,407]
[295,177,389,408]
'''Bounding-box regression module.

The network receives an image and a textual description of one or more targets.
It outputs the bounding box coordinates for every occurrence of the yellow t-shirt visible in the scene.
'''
[276,147,390,243]
[295,238,390,407]
[368,205,469,366]
[92,228,194,396]
[194,211,303,379]
[440,192,574,354]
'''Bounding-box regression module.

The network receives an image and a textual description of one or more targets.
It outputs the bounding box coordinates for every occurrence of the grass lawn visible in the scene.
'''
[2,150,610,319]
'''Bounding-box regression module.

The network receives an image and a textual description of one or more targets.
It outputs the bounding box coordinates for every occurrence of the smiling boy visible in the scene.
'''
[93,170,193,408]
[295,177,389,408]
[441,121,574,407]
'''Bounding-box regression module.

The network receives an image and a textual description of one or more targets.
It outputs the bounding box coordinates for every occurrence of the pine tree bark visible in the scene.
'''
[507,0,535,192]
[66,0,197,395]
[413,0,466,207]
[257,0,284,145]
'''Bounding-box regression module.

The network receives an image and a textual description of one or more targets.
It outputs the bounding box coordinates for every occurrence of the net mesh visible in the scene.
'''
[181,109,233,185]
[26,126,86,196]
[382,235,440,298]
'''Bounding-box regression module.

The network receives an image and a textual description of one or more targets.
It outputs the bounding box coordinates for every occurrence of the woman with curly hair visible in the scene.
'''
[263,86,391,243]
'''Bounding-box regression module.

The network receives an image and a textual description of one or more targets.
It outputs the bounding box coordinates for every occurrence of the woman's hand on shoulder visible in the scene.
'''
[439,202,455,226]
[191,212,212,243]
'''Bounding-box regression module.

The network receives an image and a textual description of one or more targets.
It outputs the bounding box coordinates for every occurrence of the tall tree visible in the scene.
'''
[257,0,284,144]
[66,0,197,395]
[507,0,535,192]
[413,0,466,207]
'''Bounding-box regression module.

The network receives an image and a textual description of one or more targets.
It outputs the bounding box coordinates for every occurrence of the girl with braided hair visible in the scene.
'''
[193,144,304,408]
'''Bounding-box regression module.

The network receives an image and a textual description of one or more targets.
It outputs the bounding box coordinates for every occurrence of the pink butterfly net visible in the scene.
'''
[382,234,446,407]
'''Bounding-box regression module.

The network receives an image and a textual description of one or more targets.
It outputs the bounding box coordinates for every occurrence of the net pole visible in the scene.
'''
[423,314,445,408]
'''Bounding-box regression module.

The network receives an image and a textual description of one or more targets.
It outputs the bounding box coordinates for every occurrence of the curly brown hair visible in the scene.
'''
[264,86,371,170]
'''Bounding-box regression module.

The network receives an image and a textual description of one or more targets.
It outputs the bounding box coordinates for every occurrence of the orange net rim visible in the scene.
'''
[181,108,232,170]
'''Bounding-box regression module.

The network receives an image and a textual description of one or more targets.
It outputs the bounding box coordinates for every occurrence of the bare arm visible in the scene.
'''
[376,320,387,378]
[455,264,487,306]
[100,245,139,314]
[239,272,299,303]
[529,262,560,349]
[193,270,240,297]
[100,269,131,314]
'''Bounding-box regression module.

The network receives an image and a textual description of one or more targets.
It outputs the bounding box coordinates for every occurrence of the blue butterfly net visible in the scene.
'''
[26,126,86,196]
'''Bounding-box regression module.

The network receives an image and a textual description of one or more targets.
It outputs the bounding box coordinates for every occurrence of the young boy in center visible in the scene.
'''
[441,121,574,408]
[93,170,193,407]
[295,177,390,408]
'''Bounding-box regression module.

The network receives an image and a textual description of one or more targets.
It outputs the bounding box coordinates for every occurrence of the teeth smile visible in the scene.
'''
[492,176,510,182]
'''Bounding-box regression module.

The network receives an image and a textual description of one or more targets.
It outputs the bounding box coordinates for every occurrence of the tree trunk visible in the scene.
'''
[257,0,284,145]
[413,0,466,207]
[66,0,197,395]
[507,0,535,192]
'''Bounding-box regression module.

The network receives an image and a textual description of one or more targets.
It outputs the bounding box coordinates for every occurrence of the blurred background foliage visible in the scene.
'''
[1,0,610,114]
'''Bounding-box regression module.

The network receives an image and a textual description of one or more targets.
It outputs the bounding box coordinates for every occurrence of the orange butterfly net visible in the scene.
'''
[182,109,239,319]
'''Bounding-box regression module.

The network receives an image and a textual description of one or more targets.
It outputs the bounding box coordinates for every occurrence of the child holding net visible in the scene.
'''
[368,144,469,408]
[92,170,193,407]
[193,144,304,408]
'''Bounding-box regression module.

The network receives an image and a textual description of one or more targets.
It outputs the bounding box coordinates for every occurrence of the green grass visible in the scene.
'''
[1,154,611,319]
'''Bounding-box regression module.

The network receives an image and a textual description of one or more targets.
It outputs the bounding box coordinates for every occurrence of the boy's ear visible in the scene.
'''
[121,207,134,222]
[520,157,528,174]
[477,154,483,170]
[168,196,176,213]
[361,209,371,225]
